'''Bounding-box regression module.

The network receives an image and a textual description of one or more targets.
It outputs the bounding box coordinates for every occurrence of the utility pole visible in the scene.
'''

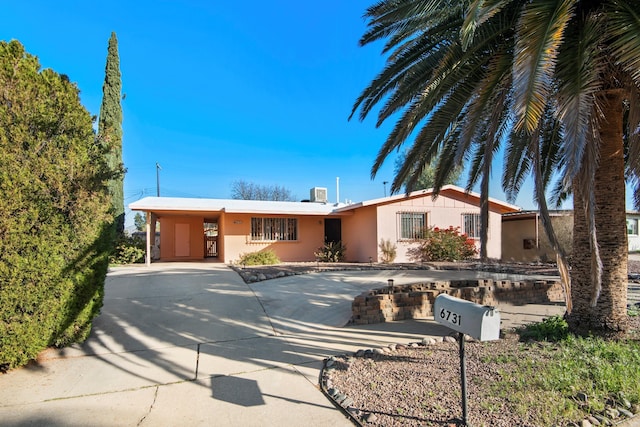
[383,181,388,197]
[156,163,161,197]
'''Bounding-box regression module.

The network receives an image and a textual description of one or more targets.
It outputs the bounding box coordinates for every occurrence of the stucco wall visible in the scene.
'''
[220,213,326,263]
[341,207,377,262]
[502,215,573,263]
[374,195,504,262]
[159,216,205,260]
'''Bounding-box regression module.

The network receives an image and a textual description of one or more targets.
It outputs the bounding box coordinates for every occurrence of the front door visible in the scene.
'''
[324,218,341,243]
[204,221,218,257]
[175,223,191,257]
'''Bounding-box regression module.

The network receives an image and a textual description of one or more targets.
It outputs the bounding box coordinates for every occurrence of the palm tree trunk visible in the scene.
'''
[567,89,629,336]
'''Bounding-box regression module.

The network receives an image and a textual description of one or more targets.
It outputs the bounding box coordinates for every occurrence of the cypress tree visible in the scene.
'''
[98,32,124,235]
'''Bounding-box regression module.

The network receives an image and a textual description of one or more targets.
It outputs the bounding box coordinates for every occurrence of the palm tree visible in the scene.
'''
[351,0,640,336]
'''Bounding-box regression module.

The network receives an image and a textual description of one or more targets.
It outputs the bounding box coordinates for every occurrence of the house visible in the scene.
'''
[128,184,520,265]
[501,210,573,263]
[501,210,640,263]
[627,211,640,252]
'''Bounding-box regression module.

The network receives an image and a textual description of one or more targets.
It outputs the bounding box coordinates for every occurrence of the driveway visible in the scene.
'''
[0,263,565,426]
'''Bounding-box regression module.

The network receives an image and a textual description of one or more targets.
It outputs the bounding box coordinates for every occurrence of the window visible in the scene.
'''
[397,212,427,240]
[462,213,482,239]
[251,217,298,241]
[627,218,638,235]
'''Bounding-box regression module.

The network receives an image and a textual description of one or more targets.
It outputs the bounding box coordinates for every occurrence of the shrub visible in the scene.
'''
[315,241,346,262]
[379,239,397,263]
[237,249,280,266]
[110,235,146,264]
[0,41,114,371]
[413,226,477,262]
[518,315,570,342]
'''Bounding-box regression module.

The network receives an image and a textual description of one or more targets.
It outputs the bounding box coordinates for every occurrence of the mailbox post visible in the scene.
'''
[433,294,501,426]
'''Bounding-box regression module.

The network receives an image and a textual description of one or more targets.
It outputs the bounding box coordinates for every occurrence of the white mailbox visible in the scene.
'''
[433,294,501,341]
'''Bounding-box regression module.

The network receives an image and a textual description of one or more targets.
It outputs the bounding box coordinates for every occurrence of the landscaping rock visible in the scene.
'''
[587,415,600,425]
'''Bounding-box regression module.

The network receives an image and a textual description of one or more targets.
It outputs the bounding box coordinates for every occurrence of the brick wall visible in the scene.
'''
[350,279,564,325]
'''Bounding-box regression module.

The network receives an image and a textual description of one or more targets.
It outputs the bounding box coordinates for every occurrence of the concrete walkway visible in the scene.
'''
[0,263,567,426]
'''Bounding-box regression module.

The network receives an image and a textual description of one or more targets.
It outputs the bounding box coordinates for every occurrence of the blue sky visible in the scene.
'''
[2,1,575,226]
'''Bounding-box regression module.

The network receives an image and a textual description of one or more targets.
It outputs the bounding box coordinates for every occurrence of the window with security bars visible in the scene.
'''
[397,212,427,240]
[251,217,298,241]
[462,213,482,239]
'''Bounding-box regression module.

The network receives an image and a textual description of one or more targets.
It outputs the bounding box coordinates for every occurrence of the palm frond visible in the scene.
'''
[625,87,640,209]
[607,0,640,85]
[513,0,575,133]
[458,49,512,163]
[461,0,513,50]
[502,129,532,202]
[464,140,487,192]
[384,80,473,191]
[350,33,446,122]
[554,11,602,181]
[432,133,463,190]
[538,110,563,189]
[362,0,459,51]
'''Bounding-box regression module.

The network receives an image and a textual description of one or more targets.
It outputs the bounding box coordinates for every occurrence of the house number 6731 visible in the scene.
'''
[440,308,461,326]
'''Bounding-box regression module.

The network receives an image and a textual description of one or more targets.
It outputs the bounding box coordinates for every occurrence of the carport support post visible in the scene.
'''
[459,332,468,426]
[145,211,151,266]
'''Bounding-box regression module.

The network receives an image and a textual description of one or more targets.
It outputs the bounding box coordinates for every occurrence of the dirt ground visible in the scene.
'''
[233,259,640,283]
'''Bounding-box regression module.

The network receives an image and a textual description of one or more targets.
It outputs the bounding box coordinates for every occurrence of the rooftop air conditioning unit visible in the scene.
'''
[310,187,328,203]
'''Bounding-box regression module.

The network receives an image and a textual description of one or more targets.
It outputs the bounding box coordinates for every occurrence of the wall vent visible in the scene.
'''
[310,187,328,203]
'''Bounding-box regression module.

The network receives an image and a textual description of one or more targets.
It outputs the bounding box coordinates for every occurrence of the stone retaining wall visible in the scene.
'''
[350,279,564,325]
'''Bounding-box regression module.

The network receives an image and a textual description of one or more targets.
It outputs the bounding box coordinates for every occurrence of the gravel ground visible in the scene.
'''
[327,320,640,427]
[324,260,640,427]
[328,333,547,427]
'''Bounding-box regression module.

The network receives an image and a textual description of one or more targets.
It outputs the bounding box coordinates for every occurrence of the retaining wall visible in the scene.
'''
[350,279,564,325]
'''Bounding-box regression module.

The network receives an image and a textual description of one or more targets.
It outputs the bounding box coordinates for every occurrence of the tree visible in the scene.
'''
[351,0,640,336]
[134,212,146,232]
[0,40,113,369]
[394,149,462,192]
[98,32,124,236]
[230,179,296,201]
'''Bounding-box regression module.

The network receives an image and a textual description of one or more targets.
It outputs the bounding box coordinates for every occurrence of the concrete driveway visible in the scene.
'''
[0,263,565,426]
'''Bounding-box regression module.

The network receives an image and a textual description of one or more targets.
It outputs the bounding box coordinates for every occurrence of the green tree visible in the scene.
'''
[0,40,113,370]
[351,0,640,336]
[394,149,462,192]
[134,212,146,232]
[98,32,124,236]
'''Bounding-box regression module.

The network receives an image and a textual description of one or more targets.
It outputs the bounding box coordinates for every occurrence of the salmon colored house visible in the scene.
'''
[129,185,520,265]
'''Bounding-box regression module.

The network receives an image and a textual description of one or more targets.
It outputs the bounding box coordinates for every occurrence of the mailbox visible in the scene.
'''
[433,294,501,341]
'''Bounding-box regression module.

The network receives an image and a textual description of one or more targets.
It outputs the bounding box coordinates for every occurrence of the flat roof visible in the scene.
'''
[129,197,345,215]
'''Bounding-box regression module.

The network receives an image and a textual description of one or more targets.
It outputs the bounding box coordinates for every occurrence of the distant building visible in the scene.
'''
[502,210,640,263]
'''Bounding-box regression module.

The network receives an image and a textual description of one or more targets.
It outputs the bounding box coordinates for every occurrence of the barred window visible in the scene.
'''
[251,217,298,241]
[462,213,482,239]
[397,212,427,240]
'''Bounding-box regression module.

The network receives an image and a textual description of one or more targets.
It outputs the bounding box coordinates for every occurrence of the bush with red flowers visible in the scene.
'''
[415,226,478,261]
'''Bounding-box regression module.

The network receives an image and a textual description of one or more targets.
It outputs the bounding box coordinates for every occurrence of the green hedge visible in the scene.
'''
[110,235,146,264]
[0,41,114,371]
